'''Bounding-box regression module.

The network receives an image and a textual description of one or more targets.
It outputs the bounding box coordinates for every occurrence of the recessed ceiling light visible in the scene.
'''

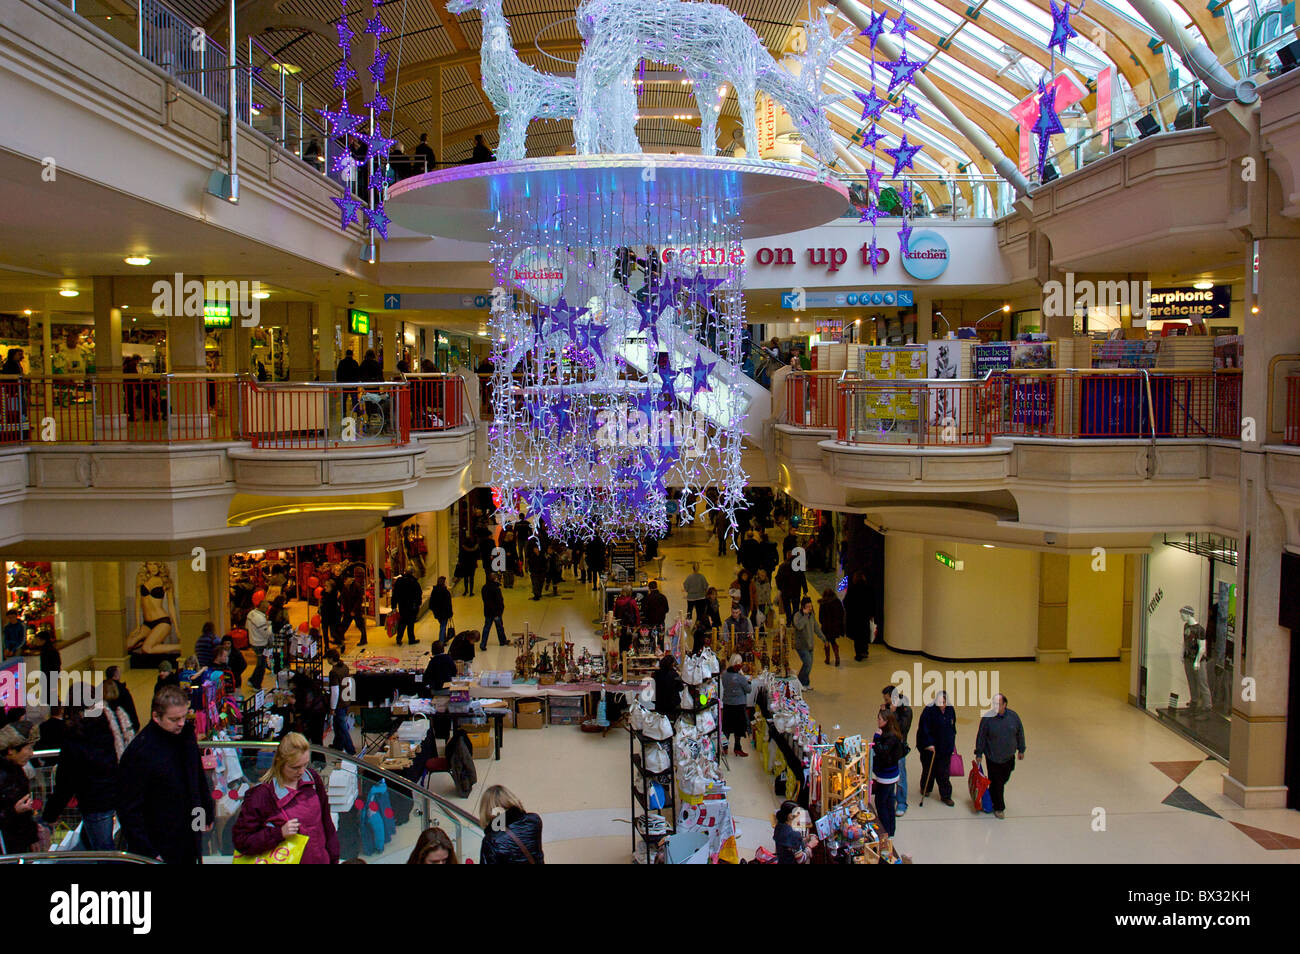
[58,289,78,298]
[22,310,31,316]
[120,305,129,309]
[983,544,995,549]
[1193,280,1214,290]
[252,291,270,300]
[1251,306,1259,313]
[124,256,151,266]
[477,330,488,337]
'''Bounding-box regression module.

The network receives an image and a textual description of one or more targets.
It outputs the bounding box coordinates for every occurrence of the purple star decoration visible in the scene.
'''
[860,10,889,49]
[332,193,365,229]
[884,134,922,177]
[1048,0,1082,57]
[854,87,888,122]
[881,50,924,92]
[1033,80,1065,176]
[364,202,390,240]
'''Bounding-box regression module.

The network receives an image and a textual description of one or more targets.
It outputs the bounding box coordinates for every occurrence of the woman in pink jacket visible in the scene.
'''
[232,733,339,864]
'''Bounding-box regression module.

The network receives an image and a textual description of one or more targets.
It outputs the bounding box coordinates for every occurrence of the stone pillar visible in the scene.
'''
[93,562,126,672]
[915,297,933,343]
[434,507,451,584]
[175,559,213,657]
[380,315,397,376]
[316,300,338,381]
[166,312,206,373]
[287,301,314,381]
[1036,552,1070,662]
[1226,231,1300,807]
[92,277,123,375]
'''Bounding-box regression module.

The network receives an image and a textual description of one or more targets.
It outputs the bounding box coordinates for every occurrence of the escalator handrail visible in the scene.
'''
[0,850,162,864]
[33,741,483,837]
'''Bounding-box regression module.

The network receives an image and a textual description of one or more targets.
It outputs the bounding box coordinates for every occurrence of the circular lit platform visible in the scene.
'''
[385,154,849,244]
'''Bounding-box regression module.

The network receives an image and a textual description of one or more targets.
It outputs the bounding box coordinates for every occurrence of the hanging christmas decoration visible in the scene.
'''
[852,0,925,274]
[1048,0,1083,57]
[1033,78,1065,177]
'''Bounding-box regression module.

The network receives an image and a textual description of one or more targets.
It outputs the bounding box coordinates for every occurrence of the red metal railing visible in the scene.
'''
[0,374,241,444]
[405,374,469,432]
[783,371,842,429]
[987,370,1241,440]
[240,380,410,449]
[838,378,990,446]
[778,369,1243,447]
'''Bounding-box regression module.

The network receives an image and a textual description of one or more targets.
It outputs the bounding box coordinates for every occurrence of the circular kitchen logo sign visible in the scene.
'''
[901,229,950,281]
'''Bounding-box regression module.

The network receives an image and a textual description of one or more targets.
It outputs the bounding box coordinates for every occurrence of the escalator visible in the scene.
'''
[21,741,483,865]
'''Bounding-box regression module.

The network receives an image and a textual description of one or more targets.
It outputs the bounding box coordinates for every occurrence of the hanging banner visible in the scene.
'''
[1011,73,1088,174]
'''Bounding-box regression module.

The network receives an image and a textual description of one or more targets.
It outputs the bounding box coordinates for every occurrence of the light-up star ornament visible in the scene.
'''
[884,134,922,177]
[1033,79,1065,175]
[1048,0,1082,57]
[860,10,889,49]
[855,87,888,122]
[881,50,924,92]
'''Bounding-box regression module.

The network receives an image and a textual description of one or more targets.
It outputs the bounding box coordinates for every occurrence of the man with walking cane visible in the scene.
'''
[916,690,957,807]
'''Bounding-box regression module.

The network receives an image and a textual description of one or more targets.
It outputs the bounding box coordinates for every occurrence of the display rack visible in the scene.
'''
[676,696,722,764]
[623,651,660,685]
[819,750,869,814]
[628,725,677,864]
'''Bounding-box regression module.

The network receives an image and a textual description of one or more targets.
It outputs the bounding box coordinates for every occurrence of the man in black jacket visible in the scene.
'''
[423,640,459,691]
[42,709,119,850]
[641,581,669,635]
[335,349,360,383]
[428,576,454,641]
[774,555,806,624]
[480,572,507,650]
[916,691,957,807]
[391,569,422,646]
[115,685,215,863]
[341,572,368,647]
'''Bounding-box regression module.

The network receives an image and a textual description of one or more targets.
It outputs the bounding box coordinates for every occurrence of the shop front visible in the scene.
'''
[1137,531,1237,759]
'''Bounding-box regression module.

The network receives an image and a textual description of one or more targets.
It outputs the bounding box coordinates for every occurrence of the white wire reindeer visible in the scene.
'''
[447,0,580,160]
[574,0,851,162]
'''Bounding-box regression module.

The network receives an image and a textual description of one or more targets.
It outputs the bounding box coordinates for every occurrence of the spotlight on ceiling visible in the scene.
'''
[1193,280,1214,290]
[58,289,79,298]
[124,256,151,266]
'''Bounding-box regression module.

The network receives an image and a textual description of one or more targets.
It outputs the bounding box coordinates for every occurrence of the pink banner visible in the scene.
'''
[1011,73,1088,173]
[1097,67,1113,148]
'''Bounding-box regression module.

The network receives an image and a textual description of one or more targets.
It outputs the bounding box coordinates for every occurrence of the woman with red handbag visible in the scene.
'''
[916,690,957,806]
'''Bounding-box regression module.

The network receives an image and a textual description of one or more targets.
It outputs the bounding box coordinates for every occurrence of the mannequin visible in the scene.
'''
[1179,604,1211,718]
[126,562,181,655]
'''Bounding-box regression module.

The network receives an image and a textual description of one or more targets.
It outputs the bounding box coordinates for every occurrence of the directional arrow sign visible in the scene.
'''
[383,293,401,309]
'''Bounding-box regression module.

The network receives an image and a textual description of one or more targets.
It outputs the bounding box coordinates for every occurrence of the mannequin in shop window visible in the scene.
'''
[1180,605,1212,719]
[126,562,181,655]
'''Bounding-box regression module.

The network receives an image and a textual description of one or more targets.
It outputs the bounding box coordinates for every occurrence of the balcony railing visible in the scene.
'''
[240,380,410,450]
[405,374,471,433]
[783,369,1243,447]
[839,378,990,446]
[0,374,241,444]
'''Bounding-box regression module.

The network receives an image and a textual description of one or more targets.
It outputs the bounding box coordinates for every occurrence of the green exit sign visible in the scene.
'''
[935,551,963,571]
[203,303,232,328]
[348,309,370,335]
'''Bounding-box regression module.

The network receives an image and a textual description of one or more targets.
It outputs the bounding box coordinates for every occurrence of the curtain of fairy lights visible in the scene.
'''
[485,175,749,539]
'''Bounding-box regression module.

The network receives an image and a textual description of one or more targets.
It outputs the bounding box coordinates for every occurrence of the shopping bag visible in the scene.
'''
[968,759,990,813]
[232,833,309,864]
[386,611,400,637]
[949,751,965,778]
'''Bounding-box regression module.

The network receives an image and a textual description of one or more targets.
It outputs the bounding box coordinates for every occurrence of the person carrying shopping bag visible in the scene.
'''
[916,690,957,807]
[232,732,339,864]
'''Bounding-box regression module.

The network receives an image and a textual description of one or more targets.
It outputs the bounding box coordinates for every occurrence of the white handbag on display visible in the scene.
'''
[697,709,718,735]
[628,703,649,732]
[640,679,656,705]
[681,654,703,685]
[679,687,695,709]
[700,648,720,675]
[644,742,670,774]
[642,712,673,740]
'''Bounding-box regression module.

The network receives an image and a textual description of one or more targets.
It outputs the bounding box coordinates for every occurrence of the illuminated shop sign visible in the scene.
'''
[1146,286,1230,319]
